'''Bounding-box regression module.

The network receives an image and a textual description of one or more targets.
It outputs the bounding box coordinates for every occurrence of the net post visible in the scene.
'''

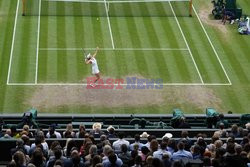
[189,0,192,17]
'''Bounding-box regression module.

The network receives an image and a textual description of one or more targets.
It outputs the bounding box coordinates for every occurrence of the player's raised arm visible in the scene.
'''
[92,47,99,58]
[85,58,91,64]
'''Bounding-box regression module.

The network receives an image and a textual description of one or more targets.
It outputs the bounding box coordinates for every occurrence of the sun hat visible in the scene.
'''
[92,122,102,130]
[87,53,91,59]
[162,133,173,139]
[107,125,115,132]
[140,132,150,138]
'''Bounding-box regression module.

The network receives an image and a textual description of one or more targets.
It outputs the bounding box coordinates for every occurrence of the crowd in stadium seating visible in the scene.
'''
[1,122,250,167]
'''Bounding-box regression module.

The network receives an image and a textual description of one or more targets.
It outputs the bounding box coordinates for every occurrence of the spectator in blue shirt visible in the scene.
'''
[171,142,193,161]
[130,134,143,151]
[103,152,123,167]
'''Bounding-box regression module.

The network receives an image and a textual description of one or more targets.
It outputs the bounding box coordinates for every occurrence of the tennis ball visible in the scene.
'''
[96,18,99,21]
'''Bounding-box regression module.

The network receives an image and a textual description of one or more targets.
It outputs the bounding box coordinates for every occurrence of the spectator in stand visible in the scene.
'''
[63,123,75,138]
[1,128,12,139]
[10,151,27,167]
[106,125,116,138]
[102,145,113,161]
[90,155,102,167]
[167,138,177,155]
[179,130,192,150]
[190,145,201,160]
[229,124,241,138]
[68,149,84,167]
[76,124,86,138]
[48,141,61,158]
[148,139,159,156]
[130,134,143,151]
[28,148,46,167]
[80,138,93,157]
[162,153,172,167]
[21,125,33,138]
[11,125,20,138]
[240,136,249,147]
[11,139,27,155]
[30,131,48,157]
[21,135,31,154]
[171,142,193,161]
[153,141,171,160]
[214,123,228,138]
[118,144,131,166]
[195,137,207,156]
[89,122,104,138]
[246,123,250,133]
[46,124,62,139]
[128,150,138,166]
[203,156,212,167]
[216,114,229,128]
[46,147,67,167]
[102,152,123,167]
[151,157,164,167]
[224,143,246,167]
[85,144,98,163]
[132,155,142,167]
[64,139,77,157]
[141,133,154,149]
[178,117,190,129]
[112,132,129,154]
[139,146,150,162]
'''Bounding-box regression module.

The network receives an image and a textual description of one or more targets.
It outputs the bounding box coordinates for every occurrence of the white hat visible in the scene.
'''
[140,132,150,138]
[107,125,115,132]
[92,122,102,130]
[87,53,91,59]
[162,133,173,139]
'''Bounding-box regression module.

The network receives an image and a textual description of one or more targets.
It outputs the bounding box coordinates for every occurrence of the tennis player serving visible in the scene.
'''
[85,47,100,87]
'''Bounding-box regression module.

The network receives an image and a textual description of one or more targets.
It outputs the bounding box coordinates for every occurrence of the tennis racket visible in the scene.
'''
[82,48,87,60]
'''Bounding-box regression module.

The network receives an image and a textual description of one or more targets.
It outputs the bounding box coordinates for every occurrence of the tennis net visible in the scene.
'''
[25,0,193,17]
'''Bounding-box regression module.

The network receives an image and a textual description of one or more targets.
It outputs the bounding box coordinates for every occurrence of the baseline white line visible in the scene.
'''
[192,5,232,85]
[7,83,232,86]
[7,0,20,84]
[39,48,189,51]
[169,1,204,84]
[35,0,42,84]
[104,0,115,49]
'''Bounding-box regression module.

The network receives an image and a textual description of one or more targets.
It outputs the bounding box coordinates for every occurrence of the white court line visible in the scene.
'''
[169,1,204,84]
[104,0,115,49]
[39,48,189,51]
[193,5,232,85]
[35,0,42,84]
[7,83,232,86]
[6,0,20,84]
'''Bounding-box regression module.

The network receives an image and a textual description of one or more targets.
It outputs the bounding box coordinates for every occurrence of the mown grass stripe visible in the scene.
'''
[56,3,67,82]
[0,0,15,113]
[222,42,249,84]
[185,17,227,83]
[178,17,213,82]
[38,6,48,82]
[122,3,149,77]
[111,18,139,75]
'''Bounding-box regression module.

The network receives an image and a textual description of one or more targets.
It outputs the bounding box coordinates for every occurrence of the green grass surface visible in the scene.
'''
[0,0,249,114]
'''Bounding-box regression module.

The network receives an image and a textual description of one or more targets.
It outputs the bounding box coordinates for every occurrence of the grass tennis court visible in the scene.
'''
[0,0,249,114]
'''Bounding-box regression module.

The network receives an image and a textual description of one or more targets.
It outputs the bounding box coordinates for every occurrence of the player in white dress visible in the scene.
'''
[85,47,100,87]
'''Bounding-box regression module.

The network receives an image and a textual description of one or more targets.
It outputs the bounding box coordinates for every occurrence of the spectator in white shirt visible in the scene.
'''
[153,142,172,160]
[112,132,129,153]
[46,124,62,139]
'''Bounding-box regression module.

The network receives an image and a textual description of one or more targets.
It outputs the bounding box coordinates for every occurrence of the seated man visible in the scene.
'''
[222,10,236,24]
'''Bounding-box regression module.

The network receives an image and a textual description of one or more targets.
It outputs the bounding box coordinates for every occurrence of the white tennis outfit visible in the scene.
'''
[90,58,100,74]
